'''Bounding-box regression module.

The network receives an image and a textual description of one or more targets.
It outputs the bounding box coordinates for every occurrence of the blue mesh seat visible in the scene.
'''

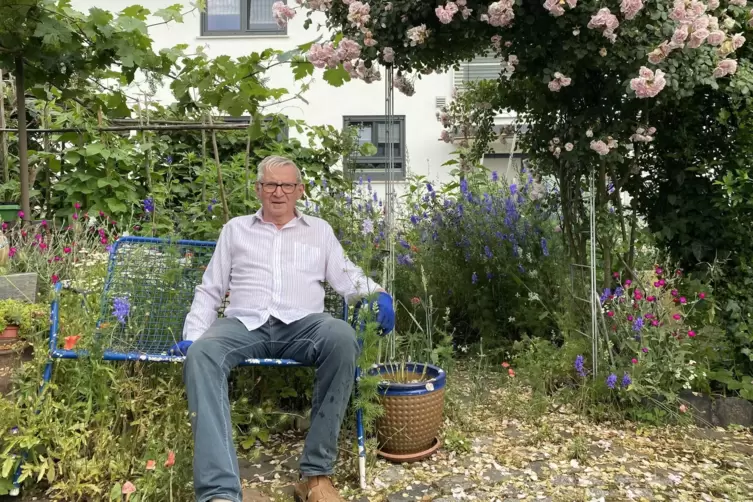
[11,236,367,496]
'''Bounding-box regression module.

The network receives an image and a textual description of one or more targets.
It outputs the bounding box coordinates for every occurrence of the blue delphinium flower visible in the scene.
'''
[471,272,478,284]
[510,184,518,196]
[492,171,498,182]
[621,373,632,388]
[541,238,549,257]
[113,297,131,325]
[633,317,644,332]
[143,198,154,213]
[361,219,374,235]
[574,355,587,377]
[460,179,468,194]
[606,373,617,389]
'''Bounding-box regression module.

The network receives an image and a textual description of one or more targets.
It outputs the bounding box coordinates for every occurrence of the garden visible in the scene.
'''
[0,0,752,500]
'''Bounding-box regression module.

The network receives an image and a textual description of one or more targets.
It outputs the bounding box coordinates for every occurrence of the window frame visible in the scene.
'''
[343,115,407,182]
[200,0,287,37]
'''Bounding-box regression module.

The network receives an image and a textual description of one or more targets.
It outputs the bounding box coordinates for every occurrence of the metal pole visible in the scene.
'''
[589,167,599,378]
[0,69,8,183]
[384,66,397,361]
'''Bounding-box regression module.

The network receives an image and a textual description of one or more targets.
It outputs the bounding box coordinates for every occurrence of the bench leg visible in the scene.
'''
[10,358,55,496]
[354,367,367,490]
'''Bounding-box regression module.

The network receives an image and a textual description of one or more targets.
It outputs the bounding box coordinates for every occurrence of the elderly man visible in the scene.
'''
[170,156,394,502]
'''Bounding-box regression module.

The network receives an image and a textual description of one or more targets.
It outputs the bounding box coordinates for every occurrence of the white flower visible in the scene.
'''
[508,316,516,322]
[528,292,540,301]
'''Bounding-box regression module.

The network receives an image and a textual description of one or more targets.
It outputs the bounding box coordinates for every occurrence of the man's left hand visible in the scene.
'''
[376,291,395,335]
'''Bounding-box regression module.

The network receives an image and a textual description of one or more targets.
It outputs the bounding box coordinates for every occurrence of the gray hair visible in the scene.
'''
[257,155,302,183]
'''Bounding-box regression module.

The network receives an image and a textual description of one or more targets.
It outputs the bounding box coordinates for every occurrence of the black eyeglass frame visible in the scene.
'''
[257,182,301,194]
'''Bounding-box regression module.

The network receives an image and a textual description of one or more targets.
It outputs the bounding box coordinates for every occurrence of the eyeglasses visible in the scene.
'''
[258,182,300,194]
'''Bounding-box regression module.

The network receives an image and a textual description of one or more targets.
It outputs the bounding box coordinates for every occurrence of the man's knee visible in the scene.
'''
[319,318,359,359]
[184,337,222,373]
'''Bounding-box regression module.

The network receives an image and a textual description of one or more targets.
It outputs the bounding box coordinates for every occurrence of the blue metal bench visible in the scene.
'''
[11,235,367,495]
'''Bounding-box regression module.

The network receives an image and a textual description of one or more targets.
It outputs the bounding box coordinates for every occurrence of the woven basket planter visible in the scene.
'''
[368,362,446,461]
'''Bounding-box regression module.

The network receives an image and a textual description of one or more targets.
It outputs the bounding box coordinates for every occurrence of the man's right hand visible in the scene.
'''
[169,340,193,356]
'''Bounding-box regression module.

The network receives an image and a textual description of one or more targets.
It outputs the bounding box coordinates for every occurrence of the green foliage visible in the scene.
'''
[0,298,46,334]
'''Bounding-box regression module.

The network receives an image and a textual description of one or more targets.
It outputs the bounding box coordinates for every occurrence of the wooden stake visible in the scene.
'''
[208,114,230,223]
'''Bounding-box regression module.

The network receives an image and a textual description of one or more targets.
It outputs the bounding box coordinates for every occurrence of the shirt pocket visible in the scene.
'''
[294,242,323,274]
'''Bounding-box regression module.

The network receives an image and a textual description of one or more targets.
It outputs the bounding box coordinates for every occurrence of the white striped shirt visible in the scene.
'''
[182,210,381,341]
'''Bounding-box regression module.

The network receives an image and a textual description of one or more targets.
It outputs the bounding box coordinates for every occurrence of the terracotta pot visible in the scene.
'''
[0,325,19,341]
[367,362,446,458]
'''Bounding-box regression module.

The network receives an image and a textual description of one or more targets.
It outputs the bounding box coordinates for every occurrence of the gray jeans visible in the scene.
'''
[183,314,359,502]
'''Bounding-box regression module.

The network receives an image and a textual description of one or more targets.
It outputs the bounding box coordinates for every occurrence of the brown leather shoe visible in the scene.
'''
[293,476,345,502]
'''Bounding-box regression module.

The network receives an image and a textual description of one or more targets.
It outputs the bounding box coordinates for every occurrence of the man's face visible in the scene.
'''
[256,164,304,222]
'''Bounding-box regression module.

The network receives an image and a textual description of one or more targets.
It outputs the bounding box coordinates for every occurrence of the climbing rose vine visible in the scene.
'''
[276,0,750,101]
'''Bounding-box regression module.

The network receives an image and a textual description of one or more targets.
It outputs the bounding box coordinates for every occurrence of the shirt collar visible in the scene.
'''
[252,208,310,227]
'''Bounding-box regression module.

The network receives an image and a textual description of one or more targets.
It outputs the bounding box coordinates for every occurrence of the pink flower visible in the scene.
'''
[435,2,458,24]
[336,38,361,61]
[631,358,638,364]
[406,24,430,46]
[307,43,339,69]
[713,59,738,78]
[651,320,659,326]
[1,223,6,231]
[642,347,649,353]
[647,295,656,302]
[8,247,16,258]
[484,0,515,28]
[382,47,394,63]
[671,289,678,296]
[51,274,59,284]
[607,311,615,317]
[627,315,634,321]
[362,30,377,47]
[122,481,136,495]
[565,142,574,151]
[272,1,295,27]
[679,404,688,413]
[72,213,79,220]
[165,450,175,467]
[707,30,726,46]
[687,29,710,48]
[731,33,746,50]
[587,7,620,43]
[625,279,632,286]
[145,459,156,470]
[17,210,24,218]
[590,140,610,155]
[673,313,682,320]
[630,67,667,98]
[74,202,81,209]
[64,246,71,254]
[648,41,672,64]
[440,130,451,143]
[613,272,620,278]
[699,292,706,299]
[634,290,643,300]
[491,35,502,50]
[620,0,644,20]
[688,330,696,337]
[347,1,370,29]
[658,279,666,286]
[548,79,562,92]
[679,297,687,304]
[543,0,565,16]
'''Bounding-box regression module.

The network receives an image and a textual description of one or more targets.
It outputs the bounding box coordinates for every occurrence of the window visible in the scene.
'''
[201,0,285,36]
[343,116,406,181]
[454,54,502,89]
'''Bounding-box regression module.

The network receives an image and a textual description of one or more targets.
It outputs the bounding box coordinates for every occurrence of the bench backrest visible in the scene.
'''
[96,236,346,354]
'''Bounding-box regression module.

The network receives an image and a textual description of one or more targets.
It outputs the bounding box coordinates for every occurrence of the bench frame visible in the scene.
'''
[10,236,367,495]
